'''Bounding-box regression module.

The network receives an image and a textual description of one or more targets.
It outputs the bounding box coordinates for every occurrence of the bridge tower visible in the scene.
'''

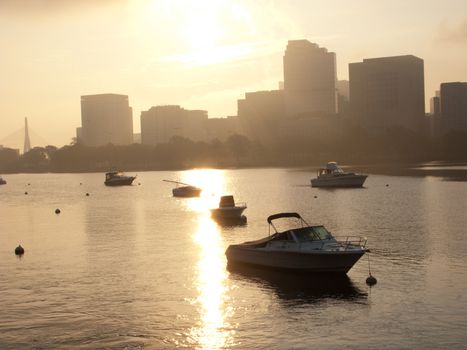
[24,117,31,153]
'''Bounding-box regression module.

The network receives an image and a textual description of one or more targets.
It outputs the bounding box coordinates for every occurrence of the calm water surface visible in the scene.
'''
[1,169,466,349]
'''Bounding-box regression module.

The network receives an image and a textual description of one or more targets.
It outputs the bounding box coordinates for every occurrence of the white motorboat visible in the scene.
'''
[104,172,136,186]
[226,212,367,273]
[311,162,367,188]
[210,195,247,219]
[163,180,202,197]
[0,176,6,185]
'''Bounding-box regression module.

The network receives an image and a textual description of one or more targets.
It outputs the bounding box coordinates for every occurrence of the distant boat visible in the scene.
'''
[210,195,247,219]
[0,176,6,185]
[311,162,367,188]
[163,180,202,198]
[226,212,367,273]
[104,172,136,186]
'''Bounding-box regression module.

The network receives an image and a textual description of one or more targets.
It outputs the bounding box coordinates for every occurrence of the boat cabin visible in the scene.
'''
[105,172,121,180]
[219,195,235,207]
[271,226,333,243]
[318,162,344,176]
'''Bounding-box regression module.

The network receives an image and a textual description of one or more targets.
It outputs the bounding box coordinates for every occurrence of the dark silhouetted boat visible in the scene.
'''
[104,172,136,186]
[163,180,202,197]
[0,176,6,185]
[311,162,367,188]
[226,212,367,273]
[210,195,247,219]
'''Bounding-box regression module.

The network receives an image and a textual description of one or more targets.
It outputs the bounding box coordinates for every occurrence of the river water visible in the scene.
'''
[1,168,466,349]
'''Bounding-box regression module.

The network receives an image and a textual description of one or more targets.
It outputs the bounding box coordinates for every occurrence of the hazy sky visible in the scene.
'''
[1,0,466,148]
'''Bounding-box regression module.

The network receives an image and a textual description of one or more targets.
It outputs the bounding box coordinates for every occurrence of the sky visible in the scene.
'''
[1,0,467,148]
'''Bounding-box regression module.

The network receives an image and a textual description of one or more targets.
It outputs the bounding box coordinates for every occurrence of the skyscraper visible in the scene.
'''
[79,94,133,147]
[439,82,467,133]
[349,55,425,131]
[140,105,208,145]
[283,40,337,117]
[237,90,285,144]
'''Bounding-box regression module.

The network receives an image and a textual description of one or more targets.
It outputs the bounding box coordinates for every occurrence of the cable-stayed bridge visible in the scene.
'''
[0,119,49,153]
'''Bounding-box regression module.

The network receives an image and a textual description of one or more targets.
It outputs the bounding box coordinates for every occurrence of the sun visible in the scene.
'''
[144,0,254,66]
[181,3,224,51]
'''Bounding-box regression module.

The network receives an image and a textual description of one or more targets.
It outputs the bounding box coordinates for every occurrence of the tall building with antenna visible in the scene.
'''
[23,117,31,153]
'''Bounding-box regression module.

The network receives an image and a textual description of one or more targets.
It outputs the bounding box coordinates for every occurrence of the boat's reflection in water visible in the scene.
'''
[212,215,247,228]
[189,215,234,349]
[227,264,366,303]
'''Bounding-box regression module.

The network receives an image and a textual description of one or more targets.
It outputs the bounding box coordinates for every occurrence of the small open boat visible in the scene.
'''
[163,180,202,197]
[0,176,6,185]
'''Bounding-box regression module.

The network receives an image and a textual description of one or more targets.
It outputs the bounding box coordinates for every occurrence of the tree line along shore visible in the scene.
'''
[1,129,466,174]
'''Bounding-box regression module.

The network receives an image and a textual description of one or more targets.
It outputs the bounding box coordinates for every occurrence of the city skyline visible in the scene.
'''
[1,0,467,147]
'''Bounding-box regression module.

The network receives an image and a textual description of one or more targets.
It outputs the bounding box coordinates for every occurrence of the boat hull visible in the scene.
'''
[311,174,367,188]
[226,246,365,273]
[172,187,201,197]
[104,177,135,186]
[210,207,246,219]
[213,215,247,226]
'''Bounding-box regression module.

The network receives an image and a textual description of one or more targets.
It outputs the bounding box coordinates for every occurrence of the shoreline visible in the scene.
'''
[2,161,467,181]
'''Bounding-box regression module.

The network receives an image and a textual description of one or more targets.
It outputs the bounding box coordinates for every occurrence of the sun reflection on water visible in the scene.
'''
[180,169,227,213]
[190,213,233,349]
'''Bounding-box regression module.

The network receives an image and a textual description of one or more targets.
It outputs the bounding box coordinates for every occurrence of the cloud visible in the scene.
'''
[437,18,467,44]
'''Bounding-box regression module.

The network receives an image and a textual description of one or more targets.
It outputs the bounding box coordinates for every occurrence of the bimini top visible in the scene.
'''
[267,212,302,224]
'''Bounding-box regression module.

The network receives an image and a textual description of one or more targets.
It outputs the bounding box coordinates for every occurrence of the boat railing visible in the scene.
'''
[332,236,367,250]
[234,202,247,208]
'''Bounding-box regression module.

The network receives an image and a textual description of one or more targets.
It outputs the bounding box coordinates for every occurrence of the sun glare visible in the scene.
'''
[182,6,224,51]
[180,169,227,212]
[144,0,254,66]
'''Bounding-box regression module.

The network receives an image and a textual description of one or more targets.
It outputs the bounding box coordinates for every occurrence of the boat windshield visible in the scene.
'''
[292,226,332,241]
[325,163,345,174]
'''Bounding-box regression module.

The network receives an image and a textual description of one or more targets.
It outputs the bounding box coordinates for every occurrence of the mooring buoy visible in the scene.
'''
[55,208,61,214]
[366,252,377,286]
[366,275,377,286]
[24,191,28,195]
[15,245,25,255]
